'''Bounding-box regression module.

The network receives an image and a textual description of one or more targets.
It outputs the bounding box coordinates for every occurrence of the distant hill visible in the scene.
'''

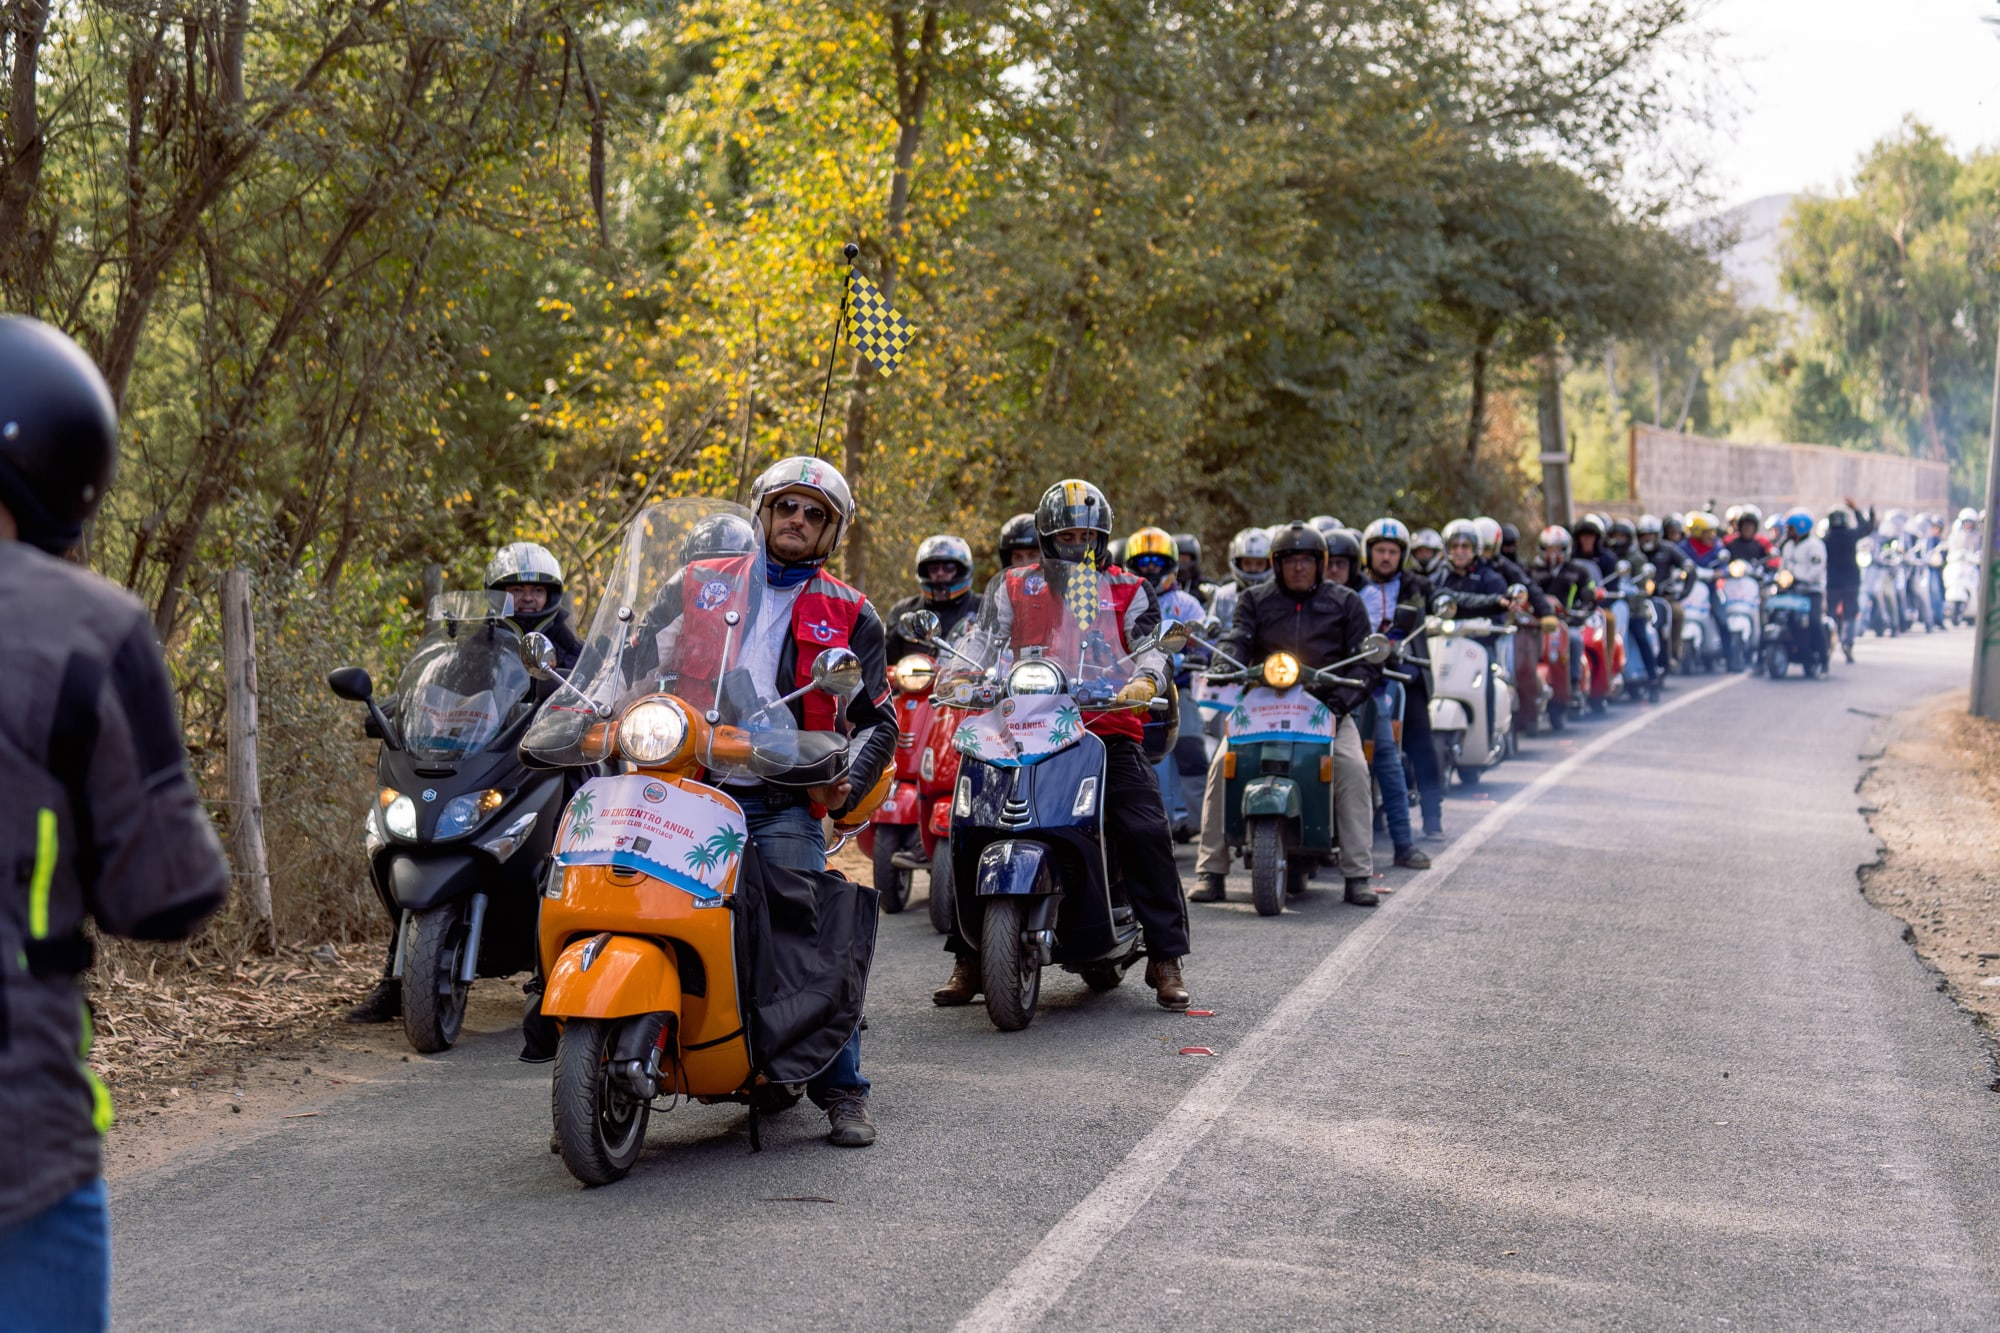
[1713,193,1794,310]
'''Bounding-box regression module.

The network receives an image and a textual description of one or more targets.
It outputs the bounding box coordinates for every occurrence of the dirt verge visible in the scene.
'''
[1857,688,2000,1053]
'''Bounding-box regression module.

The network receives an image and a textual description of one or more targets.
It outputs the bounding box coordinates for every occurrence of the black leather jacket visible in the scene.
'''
[1219,576,1380,715]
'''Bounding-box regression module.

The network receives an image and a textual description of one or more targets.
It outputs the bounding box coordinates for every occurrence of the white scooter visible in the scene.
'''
[1674,566,1724,673]
[1717,558,1764,672]
[1423,598,1518,787]
[1944,547,1978,627]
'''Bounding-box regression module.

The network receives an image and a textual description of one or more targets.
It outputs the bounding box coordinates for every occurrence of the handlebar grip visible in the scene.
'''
[1148,697,1171,713]
[1382,669,1413,683]
[1323,675,1363,688]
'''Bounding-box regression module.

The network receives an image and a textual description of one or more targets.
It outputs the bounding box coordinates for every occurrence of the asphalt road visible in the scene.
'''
[111,628,2000,1330]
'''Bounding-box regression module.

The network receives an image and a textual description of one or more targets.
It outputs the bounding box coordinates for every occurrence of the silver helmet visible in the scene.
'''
[485,541,564,594]
[750,456,854,560]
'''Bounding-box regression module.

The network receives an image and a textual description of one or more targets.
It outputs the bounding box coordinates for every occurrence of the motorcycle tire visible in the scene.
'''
[401,902,470,1055]
[1250,818,1286,918]
[872,824,913,915]
[1765,645,1788,679]
[1078,962,1124,992]
[981,897,1041,1031]
[552,1017,650,1186]
[927,842,955,936]
[1548,702,1567,731]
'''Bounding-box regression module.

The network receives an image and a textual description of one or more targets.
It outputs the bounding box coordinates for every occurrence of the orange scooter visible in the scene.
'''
[518,497,885,1186]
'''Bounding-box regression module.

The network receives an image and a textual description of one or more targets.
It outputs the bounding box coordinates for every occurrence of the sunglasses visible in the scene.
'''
[772,496,830,525]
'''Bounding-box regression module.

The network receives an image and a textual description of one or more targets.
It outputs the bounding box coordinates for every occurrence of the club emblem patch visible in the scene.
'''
[1024,573,1047,596]
[642,782,668,803]
[694,579,732,610]
[807,621,837,643]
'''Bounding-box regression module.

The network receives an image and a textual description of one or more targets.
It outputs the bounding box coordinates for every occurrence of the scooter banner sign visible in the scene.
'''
[552,774,745,905]
[1192,676,1244,717]
[953,694,1085,767]
[1225,685,1334,744]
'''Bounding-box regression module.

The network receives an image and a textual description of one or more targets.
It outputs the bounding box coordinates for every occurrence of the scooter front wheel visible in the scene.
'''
[401,903,470,1054]
[552,1018,651,1186]
[1250,818,1286,917]
[981,897,1041,1031]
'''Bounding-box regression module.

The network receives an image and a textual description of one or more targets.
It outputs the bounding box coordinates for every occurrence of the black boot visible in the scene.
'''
[1344,877,1379,907]
[1189,872,1227,902]
[344,975,401,1024]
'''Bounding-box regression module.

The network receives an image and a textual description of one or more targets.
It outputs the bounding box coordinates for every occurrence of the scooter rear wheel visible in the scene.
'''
[1250,818,1286,918]
[927,841,955,936]
[981,897,1041,1031]
[872,824,913,915]
[552,1018,650,1186]
[401,903,470,1055]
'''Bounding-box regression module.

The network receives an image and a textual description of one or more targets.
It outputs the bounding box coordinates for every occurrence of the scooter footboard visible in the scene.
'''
[545,935,682,1022]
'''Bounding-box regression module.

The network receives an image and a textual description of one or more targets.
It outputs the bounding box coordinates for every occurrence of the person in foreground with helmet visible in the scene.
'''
[1339,522,1426,869]
[885,534,981,663]
[1532,526,1600,699]
[1778,507,1830,673]
[487,541,583,669]
[1635,515,1690,671]
[0,317,232,1329]
[932,482,1193,1009]
[1359,517,1445,841]
[1193,522,1384,906]
[1723,505,1772,564]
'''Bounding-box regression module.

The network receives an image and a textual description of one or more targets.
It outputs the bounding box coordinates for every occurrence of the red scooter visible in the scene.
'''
[1511,611,1549,735]
[861,652,937,913]
[1576,599,1620,715]
[917,693,967,935]
[1535,615,1573,730]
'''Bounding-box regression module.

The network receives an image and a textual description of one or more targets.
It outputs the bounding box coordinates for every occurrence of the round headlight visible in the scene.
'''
[1263,652,1301,688]
[1776,569,1794,589]
[1727,560,1748,578]
[619,698,689,765]
[1008,659,1065,695]
[383,794,418,841]
[892,653,937,692]
[436,789,506,840]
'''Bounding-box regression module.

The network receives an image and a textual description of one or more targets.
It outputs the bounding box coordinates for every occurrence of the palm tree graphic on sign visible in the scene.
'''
[563,789,598,849]
[704,826,746,871]
[1308,701,1331,730]
[1050,702,1081,745]
[957,725,982,757]
[1229,703,1251,731]
[684,841,719,875]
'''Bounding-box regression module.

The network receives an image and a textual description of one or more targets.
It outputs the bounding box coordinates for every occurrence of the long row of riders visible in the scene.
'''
[326,466,1982,1183]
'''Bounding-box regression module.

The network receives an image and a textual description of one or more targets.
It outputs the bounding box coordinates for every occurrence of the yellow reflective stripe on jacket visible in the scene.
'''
[29,807,57,939]
[79,1003,113,1134]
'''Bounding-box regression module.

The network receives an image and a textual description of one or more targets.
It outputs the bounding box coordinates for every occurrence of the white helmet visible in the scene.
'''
[1472,516,1503,559]
[1959,507,1979,526]
[486,541,563,594]
[749,456,854,560]
[1228,526,1274,585]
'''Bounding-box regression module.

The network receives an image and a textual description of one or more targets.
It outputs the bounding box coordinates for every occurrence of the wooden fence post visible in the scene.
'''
[222,569,277,952]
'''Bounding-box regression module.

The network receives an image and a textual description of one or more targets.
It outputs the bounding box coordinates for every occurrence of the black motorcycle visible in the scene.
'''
[329,591,566,1052]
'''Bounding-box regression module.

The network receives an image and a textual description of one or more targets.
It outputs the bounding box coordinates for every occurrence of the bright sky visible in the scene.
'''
[1705,0,2000,201]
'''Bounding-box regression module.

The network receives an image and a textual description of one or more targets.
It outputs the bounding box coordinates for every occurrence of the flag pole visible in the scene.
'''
[812,242,859,460]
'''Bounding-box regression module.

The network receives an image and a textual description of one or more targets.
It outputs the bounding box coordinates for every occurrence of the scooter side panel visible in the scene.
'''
[1430,698,1470,731]
[544,935,682,1021]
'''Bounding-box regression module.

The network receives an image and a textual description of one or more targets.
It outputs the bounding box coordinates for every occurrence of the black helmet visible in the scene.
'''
[1499,522,1520,550]
[1173,532,1200,563]
[0,317,119,554]
[1826,508,1851,529]
[683,512,756,561]
[1661,512,1685,541]
[1035,479,1114,565]
[997,511,1039,562]
[1573,515,1604,550]
[1607,518,1636,551]
[1323,528,1362,581]
[1268,520,1327,587]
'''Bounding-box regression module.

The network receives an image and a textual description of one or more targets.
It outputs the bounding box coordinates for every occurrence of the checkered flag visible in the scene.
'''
[845,271,916,375]
[1065,549,1100,631]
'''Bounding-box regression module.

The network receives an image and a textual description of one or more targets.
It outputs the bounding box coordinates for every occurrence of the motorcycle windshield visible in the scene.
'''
[520,498,841,782]
[393,592,531,762]
[940,557,1152,765]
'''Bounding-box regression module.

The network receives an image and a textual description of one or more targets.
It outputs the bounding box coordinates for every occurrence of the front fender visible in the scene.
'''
[1429,698,1470,732]
[1241,776,1302,820]
[381,852,483,913]
[975,840,1051,896]
[543,935,681,1022]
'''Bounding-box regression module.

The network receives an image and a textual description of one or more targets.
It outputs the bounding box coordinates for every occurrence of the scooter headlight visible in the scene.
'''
[619,698,690,765]
[435,789,506,840]
[380,790,418,841]
[891,653,937,693]
[1775,569,1795,590]
[1008,659,1066,696]
[1263,652,1301,688]
[1727,559,1749,578]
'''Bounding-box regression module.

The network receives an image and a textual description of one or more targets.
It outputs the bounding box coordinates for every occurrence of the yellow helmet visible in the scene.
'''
[1125,526,1178,562]
[1686,511,1719,540]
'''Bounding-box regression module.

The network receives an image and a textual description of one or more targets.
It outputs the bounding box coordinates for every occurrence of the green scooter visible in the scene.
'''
[1197,632,1393,916]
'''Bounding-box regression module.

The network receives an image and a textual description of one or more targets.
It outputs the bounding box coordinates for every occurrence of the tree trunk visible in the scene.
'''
[222,569,276,953]
[1537,351,1571,529]
[1464,326,1495,464]
[0,0,50,306]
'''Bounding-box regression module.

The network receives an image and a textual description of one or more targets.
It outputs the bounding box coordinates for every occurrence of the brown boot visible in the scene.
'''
[932,955,982,1006]
[1145,957,1191,1011]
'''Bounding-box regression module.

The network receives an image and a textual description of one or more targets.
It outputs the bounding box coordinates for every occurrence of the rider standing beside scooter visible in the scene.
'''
[1824,500,1874,662]
[932,481,1193,1010]
[1361,519,1445,841]
[1194,522,1383,906]
[0,318,232,1329]
[884,534,982,664]
[1333,527,1429,871]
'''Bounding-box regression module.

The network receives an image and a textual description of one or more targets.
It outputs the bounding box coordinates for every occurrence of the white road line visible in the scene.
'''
[952,673,1748,1333]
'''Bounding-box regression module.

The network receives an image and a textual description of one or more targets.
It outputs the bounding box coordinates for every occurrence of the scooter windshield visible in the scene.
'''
[394,592,532,762]
[520,498,838,782]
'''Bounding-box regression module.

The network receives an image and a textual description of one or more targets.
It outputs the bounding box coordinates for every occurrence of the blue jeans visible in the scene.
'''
[1368,683,1414,854]
[0,1177,110,1331]
[733,791,868,1102]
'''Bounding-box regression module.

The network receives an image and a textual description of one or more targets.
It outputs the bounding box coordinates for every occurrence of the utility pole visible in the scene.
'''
[1972,318,2000,718]
[1537,349,1572,528]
